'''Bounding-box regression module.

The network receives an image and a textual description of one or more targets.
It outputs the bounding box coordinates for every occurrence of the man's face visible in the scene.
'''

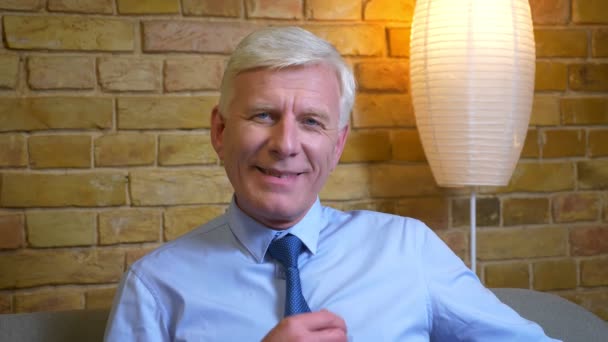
[211,63,349,229]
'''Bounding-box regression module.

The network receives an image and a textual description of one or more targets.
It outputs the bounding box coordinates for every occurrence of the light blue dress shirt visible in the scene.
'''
[105,197,558,341]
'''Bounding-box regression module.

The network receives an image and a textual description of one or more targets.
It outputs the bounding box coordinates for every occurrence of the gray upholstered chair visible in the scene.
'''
[0,308,109,341]
[492,288,608,342]
[0,289,606,341]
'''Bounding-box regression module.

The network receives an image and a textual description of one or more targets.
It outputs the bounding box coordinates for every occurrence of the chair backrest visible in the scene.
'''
[492,288,608,342]
[0,309,109,342]
[2,291,607,341]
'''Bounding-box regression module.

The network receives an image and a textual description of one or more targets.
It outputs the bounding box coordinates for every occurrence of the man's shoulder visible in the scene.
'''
[324,204,424,222]
[322,204,430,233]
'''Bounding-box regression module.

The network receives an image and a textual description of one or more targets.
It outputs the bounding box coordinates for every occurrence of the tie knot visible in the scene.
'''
[268,234,304,268]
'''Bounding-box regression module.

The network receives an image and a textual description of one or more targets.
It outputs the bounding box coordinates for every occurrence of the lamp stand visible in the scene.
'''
[470,188,477,274]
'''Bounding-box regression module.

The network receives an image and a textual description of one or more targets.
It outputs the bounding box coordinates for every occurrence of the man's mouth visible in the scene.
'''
[256,166,303,178]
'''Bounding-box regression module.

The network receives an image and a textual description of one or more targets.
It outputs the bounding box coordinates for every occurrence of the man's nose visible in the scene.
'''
[269,117,300,158]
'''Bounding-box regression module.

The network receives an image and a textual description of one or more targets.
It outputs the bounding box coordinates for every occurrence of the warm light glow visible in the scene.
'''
[410,0,536,187]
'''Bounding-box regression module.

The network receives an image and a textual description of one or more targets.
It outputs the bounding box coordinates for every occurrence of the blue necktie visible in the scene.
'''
[268,234,311,316]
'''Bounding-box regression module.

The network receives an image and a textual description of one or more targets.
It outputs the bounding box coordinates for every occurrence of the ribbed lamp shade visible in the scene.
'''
[410,0,536,187]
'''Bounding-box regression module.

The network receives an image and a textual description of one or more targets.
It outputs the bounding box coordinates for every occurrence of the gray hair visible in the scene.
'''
[218,26,356,129]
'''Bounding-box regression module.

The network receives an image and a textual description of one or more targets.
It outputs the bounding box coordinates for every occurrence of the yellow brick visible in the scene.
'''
[535,29,588,57]
[0,134,27,167]
[0,97,112,132]
[390,129,426,162]
[0,54,19,89]
[569,64,608,91]
[306,0,361,20]
[388,27,410,57]
[117,0,179,13]
[578,160,608,190]
[393,197,448,230]
[340,130,391,162]
[245,0,302,19]
[306,25,385,56]
[484,262,530,288]
[589,129,608,157]
[47,0,113,13]
[533,259,577,291]
[521,129,539,158]
[0,249,124,289]
[98,57,161,92]
[99,209,161,245]
[117,97,216,129]
[27,56,94,90]
[0,293,11,313]
[164,205,226,240]
[535,61,567,91]
[130,169,232,206]
[0,0,42,11]
[553,192,600,223]
[592,29,608,57]
[370,165,440,197]
[182,0,241,17]
[503,197,549,226]
[0,213,25,249]
[364,0,414,21]
[605,194,608,222]
[85,287,116,310]
[570,225,608,256]
[320,164,370,200]
[542,129,586,158]
[158,134,217,166]
[562,97,608,125]
[164,56,225,91]
[478,227,567,260]
[562,291,608,321]
[1,173,126,207]
[504,162,574,192]
[356,61,408,91]
[29,135,91,168]
[143,21,257,53]
[4,16,134,51]
[353,94,414,128]
[529,0,569,24]
[94,134,156,167]
[581,257,608,287]
[15,290,83,313]
[452,197,500,227]
[530,95,560,126]
[26,210,96,247]
[573,0,608,24]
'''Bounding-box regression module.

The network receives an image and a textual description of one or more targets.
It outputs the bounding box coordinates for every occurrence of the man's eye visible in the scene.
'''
[303,118,321,126]
[254,112,271,120]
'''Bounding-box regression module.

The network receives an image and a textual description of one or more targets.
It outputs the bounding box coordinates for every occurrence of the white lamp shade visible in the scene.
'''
[410,0,536,187]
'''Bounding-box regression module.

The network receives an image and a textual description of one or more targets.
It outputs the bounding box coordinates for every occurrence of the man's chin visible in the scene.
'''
[242,202,305,229]
[235,192,312,228]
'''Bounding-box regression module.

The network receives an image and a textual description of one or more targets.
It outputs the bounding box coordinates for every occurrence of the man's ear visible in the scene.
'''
[210,105,226,160]
[331,124,350,170]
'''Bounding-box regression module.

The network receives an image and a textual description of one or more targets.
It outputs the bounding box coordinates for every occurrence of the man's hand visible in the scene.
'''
[262,310,347,342]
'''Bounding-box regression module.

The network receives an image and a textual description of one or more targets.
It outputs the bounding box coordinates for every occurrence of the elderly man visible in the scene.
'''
[104,26,557,341]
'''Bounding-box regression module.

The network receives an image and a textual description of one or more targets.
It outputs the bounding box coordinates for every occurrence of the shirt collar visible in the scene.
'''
[227,196,324,263]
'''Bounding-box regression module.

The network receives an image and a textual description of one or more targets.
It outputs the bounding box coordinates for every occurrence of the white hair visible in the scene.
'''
[218,26,356,129]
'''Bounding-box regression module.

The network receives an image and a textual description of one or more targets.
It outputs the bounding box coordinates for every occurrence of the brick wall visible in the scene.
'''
[0,0,606,319]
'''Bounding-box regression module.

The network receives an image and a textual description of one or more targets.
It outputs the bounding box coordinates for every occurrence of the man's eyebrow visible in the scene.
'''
[247,103,276,112]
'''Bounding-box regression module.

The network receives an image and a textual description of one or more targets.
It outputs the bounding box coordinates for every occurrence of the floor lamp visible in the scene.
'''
[409,0,536,273]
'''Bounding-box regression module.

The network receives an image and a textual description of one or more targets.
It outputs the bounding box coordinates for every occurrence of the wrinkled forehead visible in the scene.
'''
[229,64,342,118]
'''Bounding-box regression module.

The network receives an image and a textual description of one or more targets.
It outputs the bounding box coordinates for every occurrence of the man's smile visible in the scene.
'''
[255,166,304,178]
